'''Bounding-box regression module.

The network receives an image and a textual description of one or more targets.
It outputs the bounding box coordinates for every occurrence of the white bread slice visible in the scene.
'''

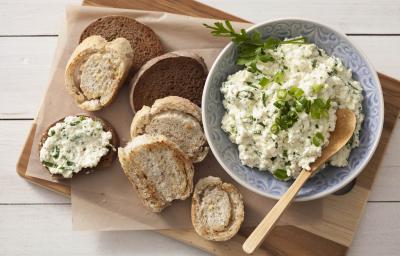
[191,176,244,241]
[130,96,208,163]
[118,134,194,212]
[65,35,133,111]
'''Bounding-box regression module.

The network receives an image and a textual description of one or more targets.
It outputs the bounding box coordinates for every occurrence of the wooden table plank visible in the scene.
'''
[0,0,81,35]
[0,121,69,204]
[199,0,400,34]
[1,0,400,35]
[1,36,399,119]
[0,203,399,255]
[0,37,57,118]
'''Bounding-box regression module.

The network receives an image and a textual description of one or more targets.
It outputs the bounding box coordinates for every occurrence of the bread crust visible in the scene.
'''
[130,96,208,163]
[38,114,119,179]
[80,15,164,73]
[118,134,194,212]
[191,176,244,241]
[65,36,133,111]
[129,51,208,112]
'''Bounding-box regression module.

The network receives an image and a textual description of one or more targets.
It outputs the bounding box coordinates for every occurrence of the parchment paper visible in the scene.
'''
[27,5,329,232]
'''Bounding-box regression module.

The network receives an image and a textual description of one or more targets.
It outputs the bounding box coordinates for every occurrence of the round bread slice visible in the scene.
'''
[80,15,164,72]
[118,134,194,212]
[38,115,119,179]
[65,36,133,111]
[130,96,208,163]
[191,176,244,241]
[129,51,208,111]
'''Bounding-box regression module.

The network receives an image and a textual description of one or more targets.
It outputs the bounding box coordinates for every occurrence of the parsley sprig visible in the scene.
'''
[203,20,307,68]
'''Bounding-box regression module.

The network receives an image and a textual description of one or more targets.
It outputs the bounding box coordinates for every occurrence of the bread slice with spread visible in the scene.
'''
[118,134,194,212]
[131,96,208,163]
[39,115,119,178]
[191,176,244,241]
[129,51,208,111]
[65,35,133,111]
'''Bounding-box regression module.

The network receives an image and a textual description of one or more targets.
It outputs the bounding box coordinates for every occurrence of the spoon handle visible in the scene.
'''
[242,170,312,254]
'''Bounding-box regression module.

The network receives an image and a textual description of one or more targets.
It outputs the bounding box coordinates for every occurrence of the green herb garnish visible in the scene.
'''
[273,71,285,84]
[312,84,324,94]
[312,132,325,147]
[277,89,287,99]
[42,161,57,168]
[259,77,270,88]
[310,98,331,119]
[51,146,60,159]
[204,20,306,68]
[270,123,280,134]
[273,168,289,181]
[288,86,304,99]
[262,92,268,107]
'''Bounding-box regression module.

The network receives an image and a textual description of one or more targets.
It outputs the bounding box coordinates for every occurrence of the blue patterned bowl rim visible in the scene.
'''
[202,18,384,201]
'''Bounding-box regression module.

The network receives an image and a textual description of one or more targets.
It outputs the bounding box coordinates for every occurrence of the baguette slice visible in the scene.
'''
[131,96,208,163]
[118,134,194,212]
[191,176,244,241]
[65,35,133,111]
[80,15,164,72]
[129,51,208,111]
[38,115,119,179]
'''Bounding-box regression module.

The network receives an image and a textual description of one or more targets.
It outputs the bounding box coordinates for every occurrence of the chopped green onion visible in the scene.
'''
[273,100,285,109]
[312,84,324,94]
[262,93,267,107]
[259,77,270,88]
[273,168,289,181]
[312,132,325,147]
[288,86,304,99]
[273,71,284,84]
[42,161,57,168]
[49,130,55,136]
[283,150,288,157]
[310,98,331,119]
[277,89,287,99]
[66,161,74,166]
[270,123,280,134]
[51,146,60,159]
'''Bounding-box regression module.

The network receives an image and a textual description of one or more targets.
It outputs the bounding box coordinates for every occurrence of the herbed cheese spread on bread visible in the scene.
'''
[39,116,114,178]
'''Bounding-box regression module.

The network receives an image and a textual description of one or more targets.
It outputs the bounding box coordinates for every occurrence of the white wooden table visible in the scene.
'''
[1,0,399,255]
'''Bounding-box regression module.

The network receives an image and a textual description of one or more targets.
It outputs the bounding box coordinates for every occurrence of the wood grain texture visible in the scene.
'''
[198,0,400,34]
[1,36,399,119]
[0,203,398,256]
[6,0,400,255]
[0,121,68,204]
[2,0,400,35]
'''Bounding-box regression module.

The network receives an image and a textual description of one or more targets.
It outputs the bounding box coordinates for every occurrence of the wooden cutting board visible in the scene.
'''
[16,0,400,255]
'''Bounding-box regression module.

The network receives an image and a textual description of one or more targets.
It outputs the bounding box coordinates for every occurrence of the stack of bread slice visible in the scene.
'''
[118,96,208,212]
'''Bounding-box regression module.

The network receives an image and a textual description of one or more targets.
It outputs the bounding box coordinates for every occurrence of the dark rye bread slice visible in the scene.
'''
[79,15,164,72]
[129,51,208,112]
[38,115,119,179]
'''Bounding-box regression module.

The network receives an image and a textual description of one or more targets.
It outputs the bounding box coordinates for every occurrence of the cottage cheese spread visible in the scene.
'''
[221,40,364,180]
[39,116,113,178]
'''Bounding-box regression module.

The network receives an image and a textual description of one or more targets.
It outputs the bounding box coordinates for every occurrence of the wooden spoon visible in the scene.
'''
[242,108,356,254]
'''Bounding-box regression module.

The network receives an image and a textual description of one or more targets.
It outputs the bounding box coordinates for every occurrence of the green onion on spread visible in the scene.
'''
[312,132,325,146]
[312,84,324,94]
[273,168,289,181]
[259,77,270,88]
